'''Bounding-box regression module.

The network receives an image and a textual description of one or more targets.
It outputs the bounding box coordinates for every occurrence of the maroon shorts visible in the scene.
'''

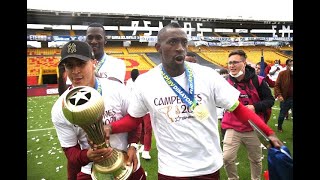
[158,169,220,180]
[77,166,146,180]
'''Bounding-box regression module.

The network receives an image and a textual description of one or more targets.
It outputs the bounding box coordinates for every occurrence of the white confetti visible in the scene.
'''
[235,162,240,165]
[37,162,43,165]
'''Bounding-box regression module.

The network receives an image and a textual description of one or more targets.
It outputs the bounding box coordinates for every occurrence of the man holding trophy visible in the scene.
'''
[51,40,146,180]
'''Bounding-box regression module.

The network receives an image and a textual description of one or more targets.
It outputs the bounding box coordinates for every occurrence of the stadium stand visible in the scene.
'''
[27,9,292,96]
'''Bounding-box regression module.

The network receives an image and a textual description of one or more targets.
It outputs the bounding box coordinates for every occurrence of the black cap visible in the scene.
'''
[59,40,95,65]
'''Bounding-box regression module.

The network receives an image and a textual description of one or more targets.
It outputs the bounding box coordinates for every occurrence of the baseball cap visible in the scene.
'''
[59,40,95,65]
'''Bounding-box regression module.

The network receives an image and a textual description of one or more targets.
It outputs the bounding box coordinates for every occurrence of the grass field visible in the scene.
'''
[27,95,293,180]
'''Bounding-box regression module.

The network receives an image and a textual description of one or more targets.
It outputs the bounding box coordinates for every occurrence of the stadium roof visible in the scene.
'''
[27,0,293,22]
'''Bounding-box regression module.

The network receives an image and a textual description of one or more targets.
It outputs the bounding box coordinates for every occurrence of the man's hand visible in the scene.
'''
[277,96,284,102]
[126,146,138,172]
[268,134,283,149]
[104,125,112,143]
[87,147,113,163]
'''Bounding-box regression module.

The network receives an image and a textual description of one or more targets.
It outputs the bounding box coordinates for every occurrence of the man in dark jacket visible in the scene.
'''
[274,59,293,132]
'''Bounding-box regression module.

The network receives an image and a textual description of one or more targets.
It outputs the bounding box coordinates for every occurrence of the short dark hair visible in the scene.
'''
[157,22,182,43]
[219,68,228,75]
[228,49,247,59]
[87,22,106,35]
[256,61,268,70]
[286,59,293,65]
[131,69,140,82]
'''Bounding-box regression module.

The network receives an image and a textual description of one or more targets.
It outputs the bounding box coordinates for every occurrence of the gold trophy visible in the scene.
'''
[62,86,133,180]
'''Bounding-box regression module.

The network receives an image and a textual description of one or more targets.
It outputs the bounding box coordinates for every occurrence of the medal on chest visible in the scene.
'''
[193,103,209,121]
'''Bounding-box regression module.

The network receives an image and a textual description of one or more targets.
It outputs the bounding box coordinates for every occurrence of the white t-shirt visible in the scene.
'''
[127,62,240,177]
[51,78,140,175]
[126,78,134,93]
[268,64,285,81]
[97,54,126,83]
[66,53,126,84]
[216,107,225,119]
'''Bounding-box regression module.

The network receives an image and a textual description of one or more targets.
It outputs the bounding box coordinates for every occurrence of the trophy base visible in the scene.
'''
[91,152,133,180]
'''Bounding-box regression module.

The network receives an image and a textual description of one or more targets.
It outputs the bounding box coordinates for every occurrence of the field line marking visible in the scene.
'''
[27,127,55,132]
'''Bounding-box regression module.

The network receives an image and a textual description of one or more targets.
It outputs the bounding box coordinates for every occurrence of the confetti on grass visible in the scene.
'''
[56,165,64,172]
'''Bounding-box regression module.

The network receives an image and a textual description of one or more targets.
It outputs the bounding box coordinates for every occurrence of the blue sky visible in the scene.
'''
[27,0,293,21]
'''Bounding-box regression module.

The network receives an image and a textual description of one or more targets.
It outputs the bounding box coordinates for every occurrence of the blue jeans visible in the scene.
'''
[277,97,293,130]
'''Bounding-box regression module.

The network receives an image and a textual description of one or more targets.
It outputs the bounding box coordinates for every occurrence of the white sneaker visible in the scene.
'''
[138,145,144,153]
[141,151,151,160]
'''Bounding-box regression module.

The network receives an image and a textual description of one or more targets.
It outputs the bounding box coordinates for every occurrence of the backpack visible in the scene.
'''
[267,146,293,180]
[252,75,272,123]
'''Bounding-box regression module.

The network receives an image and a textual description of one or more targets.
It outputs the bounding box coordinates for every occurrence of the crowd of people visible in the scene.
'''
[51,22,291,180]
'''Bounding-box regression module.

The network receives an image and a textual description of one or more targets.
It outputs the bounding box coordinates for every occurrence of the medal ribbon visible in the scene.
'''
[94,77,102,95]
[95,53,107,74]
[161,64,197,110]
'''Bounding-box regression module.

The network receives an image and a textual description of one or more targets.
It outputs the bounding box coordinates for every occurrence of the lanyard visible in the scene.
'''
[94,78,102,95]
[161,64,197,110]
[95,53,107,73]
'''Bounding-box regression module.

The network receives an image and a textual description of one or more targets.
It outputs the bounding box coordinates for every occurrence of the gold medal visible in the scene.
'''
[193,104,209,121]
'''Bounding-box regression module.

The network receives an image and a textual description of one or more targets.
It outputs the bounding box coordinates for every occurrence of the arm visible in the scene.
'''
[63,145,90,170]
[264,76,275,88]
[62,144,82,180]
[106,114,143,134]
[231,101,282,148]
[269,66,279,75]
[103,115,142,172]
[126,127,142,171]
[274,72,283,99]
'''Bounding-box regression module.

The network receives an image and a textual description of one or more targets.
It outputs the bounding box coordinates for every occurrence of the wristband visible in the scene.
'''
[127,143,139,150]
